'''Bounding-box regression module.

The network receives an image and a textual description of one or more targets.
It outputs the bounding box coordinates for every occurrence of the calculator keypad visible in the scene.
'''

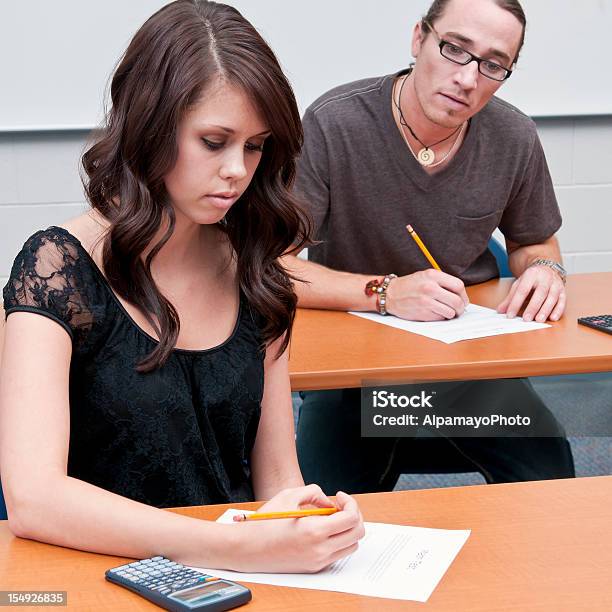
[109,556,220,595]
[581,315,612,330]
[582,315,612,328]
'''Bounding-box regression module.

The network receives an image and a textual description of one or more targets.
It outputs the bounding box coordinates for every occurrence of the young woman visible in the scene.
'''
[0,0,363,573]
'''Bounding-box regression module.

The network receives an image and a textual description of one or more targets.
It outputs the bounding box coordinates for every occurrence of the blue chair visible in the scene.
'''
[0,481,6,520]
[488,236,512,278]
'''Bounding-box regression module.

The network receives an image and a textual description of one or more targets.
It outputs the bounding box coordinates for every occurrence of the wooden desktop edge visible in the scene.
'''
[289,355,612,391]
[166,474,611,517]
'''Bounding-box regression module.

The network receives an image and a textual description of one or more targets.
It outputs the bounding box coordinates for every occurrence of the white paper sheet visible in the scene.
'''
[349,303,550,343]
[189,509,470,602]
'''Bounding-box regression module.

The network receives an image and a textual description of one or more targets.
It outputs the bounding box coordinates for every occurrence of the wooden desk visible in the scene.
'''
[289,272,612,390]
[1,476,610,610]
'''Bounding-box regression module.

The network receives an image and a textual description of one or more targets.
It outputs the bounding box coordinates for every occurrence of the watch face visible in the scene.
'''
[553,263,566,275]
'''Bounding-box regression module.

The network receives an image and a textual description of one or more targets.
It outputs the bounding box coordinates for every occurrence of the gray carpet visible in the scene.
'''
[292,372,612,491]
[396,373,611,490]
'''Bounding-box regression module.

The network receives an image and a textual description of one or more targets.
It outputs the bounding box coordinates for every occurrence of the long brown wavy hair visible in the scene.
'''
[82,0,310,372]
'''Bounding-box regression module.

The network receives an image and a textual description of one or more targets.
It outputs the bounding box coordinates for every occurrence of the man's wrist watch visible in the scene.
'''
[528,258,567,284]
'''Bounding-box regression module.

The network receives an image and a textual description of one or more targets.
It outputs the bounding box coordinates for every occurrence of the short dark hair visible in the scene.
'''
[421,0,526,64]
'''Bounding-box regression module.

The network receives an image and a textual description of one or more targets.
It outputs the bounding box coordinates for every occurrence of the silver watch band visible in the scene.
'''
[529,258,567,284]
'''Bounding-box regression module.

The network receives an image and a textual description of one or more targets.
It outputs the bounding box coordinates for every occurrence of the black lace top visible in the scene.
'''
[3,227,265,507]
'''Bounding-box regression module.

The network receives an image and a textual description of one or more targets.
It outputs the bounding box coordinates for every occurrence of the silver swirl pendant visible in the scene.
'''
[417,147,435,166]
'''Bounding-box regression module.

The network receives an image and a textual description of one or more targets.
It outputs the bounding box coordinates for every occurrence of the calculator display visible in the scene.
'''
[170,580,232,604]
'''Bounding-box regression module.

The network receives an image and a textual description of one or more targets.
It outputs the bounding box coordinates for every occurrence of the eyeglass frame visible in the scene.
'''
[422,20,514,82]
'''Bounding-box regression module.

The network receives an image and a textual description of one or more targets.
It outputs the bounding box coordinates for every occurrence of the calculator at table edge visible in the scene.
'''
[105,556,251,612]
[577,315,612,336]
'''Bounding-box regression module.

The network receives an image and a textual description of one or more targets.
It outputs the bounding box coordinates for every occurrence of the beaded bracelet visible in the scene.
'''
[365,274,397,315]
[377,274,397,315]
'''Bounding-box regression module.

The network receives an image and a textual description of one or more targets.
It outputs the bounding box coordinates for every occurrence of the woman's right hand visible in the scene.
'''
[231,486,365,573]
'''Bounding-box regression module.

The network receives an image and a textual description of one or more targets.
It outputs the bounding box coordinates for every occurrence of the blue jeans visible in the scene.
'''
[296,379,575,495]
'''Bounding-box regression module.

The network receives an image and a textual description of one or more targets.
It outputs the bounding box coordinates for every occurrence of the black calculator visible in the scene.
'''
[577,315,612,336]
[105,556,251,611]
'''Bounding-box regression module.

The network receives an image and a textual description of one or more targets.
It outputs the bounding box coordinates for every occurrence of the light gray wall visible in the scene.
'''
[3,0,611,130]
[1,117,611,289]
[0,131,89,289]
[537,117,612,274]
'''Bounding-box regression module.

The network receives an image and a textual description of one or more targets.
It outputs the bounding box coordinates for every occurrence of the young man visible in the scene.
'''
[284,0,575,494]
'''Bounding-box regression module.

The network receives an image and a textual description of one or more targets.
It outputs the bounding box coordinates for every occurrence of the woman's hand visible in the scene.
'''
[231,487,365,573]
[255,483,336,514]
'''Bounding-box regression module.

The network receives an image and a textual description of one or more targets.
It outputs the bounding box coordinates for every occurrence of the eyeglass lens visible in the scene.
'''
[440,42,509,81]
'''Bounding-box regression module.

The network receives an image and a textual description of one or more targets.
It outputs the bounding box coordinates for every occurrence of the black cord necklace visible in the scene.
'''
[394,73,462,167]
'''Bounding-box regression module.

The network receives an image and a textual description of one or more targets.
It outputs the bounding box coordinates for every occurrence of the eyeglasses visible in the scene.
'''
[424,21,513,82]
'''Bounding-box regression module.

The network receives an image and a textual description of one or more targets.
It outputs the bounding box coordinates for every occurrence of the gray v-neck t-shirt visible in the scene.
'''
[295,70,561,285]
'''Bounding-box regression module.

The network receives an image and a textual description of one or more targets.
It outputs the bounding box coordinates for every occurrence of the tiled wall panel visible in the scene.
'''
[1,118,611,278]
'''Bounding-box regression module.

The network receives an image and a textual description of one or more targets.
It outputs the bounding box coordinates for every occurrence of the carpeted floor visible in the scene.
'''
[395,373,611,490]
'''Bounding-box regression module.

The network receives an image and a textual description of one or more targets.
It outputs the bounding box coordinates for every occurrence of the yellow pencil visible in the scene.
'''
[406,224,441,271]
[232,507,338,521]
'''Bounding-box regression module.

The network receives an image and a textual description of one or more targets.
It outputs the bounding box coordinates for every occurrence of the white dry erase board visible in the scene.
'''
[1,0,610,131]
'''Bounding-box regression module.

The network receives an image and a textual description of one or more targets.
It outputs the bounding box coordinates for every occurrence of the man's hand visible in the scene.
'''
[385,269,469,321]
[497,264,566,322]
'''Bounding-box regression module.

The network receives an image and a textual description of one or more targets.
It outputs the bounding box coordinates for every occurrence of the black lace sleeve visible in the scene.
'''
[3,228,95,347]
